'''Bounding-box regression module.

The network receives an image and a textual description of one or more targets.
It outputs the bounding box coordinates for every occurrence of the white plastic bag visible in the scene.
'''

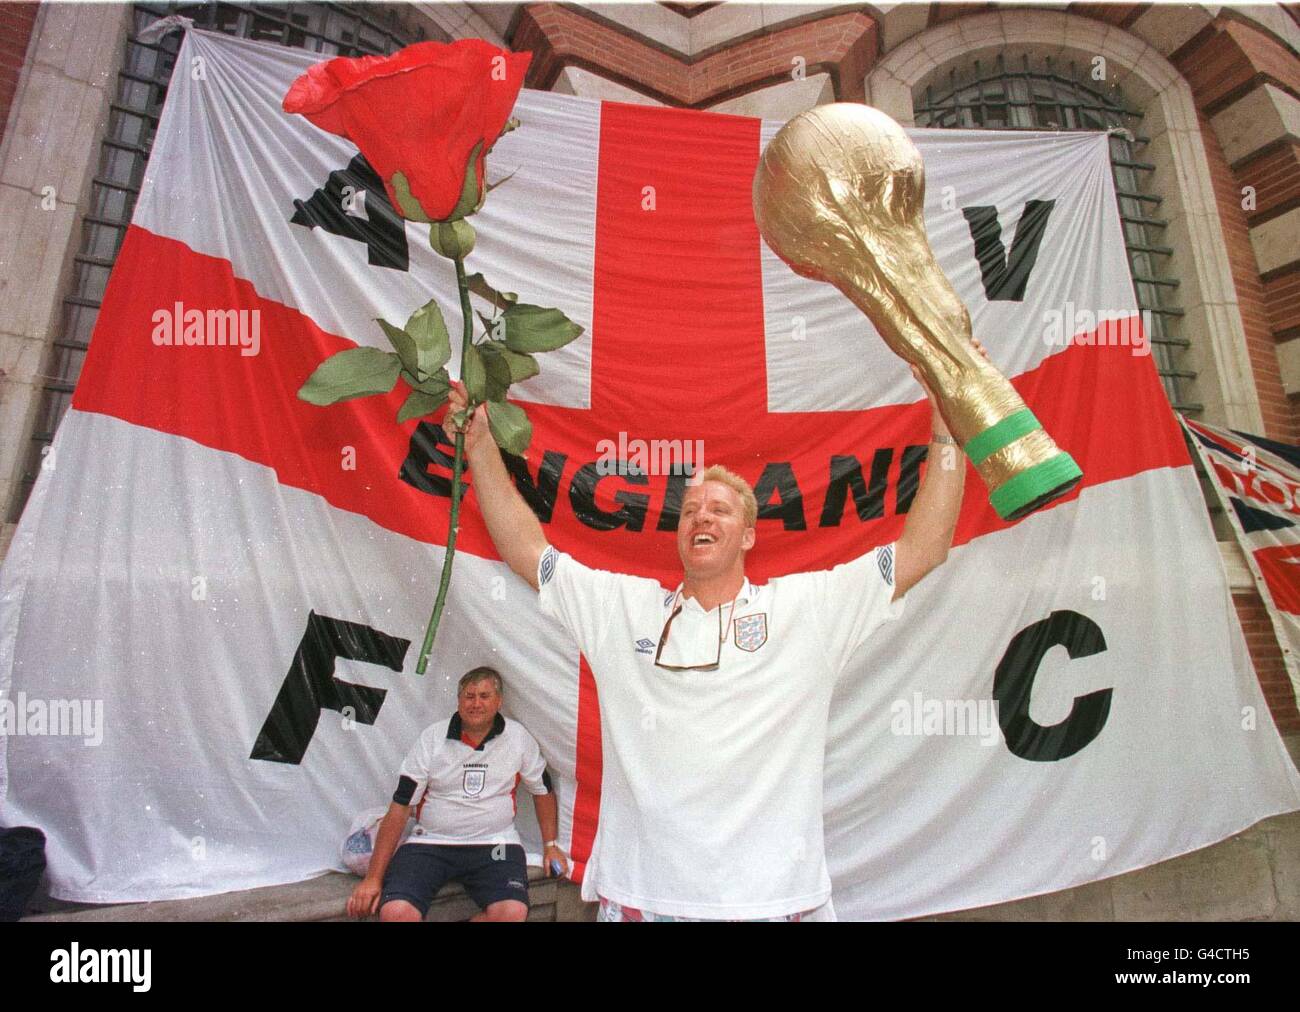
[340,807,413,877]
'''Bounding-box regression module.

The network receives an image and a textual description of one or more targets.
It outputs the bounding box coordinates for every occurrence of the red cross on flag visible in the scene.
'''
[1,29,1297,917]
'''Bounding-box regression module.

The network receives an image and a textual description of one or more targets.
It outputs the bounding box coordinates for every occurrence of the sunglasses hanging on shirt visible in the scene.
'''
[653,590,741,672]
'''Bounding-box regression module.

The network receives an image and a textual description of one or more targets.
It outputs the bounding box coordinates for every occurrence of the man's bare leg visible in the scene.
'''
[470,900,528,922]
[379,899,423,922]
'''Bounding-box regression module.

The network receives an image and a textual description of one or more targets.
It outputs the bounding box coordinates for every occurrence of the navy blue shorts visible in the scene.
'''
[380,843,529,917]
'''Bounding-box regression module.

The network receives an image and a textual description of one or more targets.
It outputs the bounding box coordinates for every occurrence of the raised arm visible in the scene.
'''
[445,381,549,590]
[892,338,988,599]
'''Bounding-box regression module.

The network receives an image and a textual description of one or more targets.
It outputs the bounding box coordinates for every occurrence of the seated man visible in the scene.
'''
[347,666,568,922]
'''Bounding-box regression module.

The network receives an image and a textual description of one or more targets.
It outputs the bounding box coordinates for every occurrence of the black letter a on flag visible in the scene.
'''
[290,154,410,271]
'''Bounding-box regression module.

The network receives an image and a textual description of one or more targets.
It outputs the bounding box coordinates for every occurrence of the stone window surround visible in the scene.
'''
[866,8,1267,438]
[0,2,135,541]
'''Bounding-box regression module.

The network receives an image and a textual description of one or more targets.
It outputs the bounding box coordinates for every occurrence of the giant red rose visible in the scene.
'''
[283,39,531,222]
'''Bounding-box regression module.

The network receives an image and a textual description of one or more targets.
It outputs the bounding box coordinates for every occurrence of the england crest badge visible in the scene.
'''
[733,613,768,652]
[462,768,486,797]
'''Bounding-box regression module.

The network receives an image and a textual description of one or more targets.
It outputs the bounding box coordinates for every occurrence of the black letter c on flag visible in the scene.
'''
[994,610,1111,762]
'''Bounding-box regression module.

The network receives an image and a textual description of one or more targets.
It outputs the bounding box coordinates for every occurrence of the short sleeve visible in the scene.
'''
[535,545,628,659]
[393,728,435,807]
[518,730,551,797]
[806,542,904,674]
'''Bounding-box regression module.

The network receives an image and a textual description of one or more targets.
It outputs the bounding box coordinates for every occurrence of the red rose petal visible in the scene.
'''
[283,40,531,221]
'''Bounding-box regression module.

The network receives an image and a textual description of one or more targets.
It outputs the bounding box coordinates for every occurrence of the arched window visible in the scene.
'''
[914,54,1193,414]
[10,2,432,519]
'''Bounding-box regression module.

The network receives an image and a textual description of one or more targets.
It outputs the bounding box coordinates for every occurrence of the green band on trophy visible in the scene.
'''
[964,409,1041,466]
[990,452,1084,521]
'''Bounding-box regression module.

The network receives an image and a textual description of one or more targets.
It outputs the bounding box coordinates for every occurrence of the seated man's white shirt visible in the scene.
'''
[397,714,550,847]
[536,541,903,919]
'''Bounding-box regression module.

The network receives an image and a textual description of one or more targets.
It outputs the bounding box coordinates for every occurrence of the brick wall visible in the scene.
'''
[1237,140,1300,230]
[1235,140,1300,348]
[1197,109,1299,442]
[1263,267,1300,345]
[1173,17,1300,442]
[514,2,876,106]
[1166,11,1300,725]
[1234,592,1300,734]
[1175,19,1300,115]
[0,1,39,146]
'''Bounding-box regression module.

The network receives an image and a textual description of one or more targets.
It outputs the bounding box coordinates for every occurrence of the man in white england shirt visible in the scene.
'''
[346,667,569,921]
[445,348,979,921]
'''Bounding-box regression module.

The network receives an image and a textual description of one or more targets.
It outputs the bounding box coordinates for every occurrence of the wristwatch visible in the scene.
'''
[544,840,559,848]
[931,433,958,445]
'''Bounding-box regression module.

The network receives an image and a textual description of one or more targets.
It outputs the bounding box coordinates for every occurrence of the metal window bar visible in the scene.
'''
[916,53,1194,414]
[9,2,428,519]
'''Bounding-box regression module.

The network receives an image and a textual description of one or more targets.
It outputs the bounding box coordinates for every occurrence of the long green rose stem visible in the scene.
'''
[415,255,474,675]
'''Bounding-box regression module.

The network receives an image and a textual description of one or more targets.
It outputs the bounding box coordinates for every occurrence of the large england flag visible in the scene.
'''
[2,28,1298,918]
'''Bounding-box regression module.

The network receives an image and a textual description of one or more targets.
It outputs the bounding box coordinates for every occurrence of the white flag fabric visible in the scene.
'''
[2,29,1298,916]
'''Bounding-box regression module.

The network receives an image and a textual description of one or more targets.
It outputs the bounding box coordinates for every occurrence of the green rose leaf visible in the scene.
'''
[502,303,584,354]
[465,273,518,308]
[405,366,450,398]
[462,343,488,403]
[486,400,532,457]
[397,388,447,424]
[476,309,507,342]
[298,346,402,406]
[477,343,513,402]
[390,171,434,223]
[494,345,539,384]
[405,299,452,378]
[443,140,484,222]
[377,318,418,375]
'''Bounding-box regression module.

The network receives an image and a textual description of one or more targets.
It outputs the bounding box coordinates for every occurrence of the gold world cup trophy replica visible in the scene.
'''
[753,104,1081,521]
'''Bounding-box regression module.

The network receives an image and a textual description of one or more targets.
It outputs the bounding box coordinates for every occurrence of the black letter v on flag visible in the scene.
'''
[963,199,1055,302]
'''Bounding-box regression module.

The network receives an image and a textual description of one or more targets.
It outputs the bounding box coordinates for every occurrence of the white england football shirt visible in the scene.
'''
[537,542,903,919]
[393,713,550,847]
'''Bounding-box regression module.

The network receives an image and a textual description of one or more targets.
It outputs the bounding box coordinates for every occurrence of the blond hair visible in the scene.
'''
[693,465,757,527]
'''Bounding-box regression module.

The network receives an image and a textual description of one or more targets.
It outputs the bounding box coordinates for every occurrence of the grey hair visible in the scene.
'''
[458,666,503,696]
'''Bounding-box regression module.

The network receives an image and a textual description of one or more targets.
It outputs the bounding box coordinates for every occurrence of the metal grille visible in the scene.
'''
[9,2,432,520]
[915,54,1196,414]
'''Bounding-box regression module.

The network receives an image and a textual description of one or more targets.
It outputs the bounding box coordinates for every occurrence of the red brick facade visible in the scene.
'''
[513,2,877,106]
[1263,266,1300,345]
[1173,17,1300,114]
[0,1,38,146]
[1119,11,1300,715]
[1234,592,1300,734]
[1197,108,1299,443]
[1166,17,1300,443]
[1237,140,1300,228]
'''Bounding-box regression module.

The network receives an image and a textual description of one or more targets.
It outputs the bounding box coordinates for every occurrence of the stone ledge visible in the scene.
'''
[23,865,591,923]
[926,809,1300,922]
[21,739,1300,922]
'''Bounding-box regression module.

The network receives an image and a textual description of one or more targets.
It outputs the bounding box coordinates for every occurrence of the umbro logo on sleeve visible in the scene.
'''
[635,638,655,655]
